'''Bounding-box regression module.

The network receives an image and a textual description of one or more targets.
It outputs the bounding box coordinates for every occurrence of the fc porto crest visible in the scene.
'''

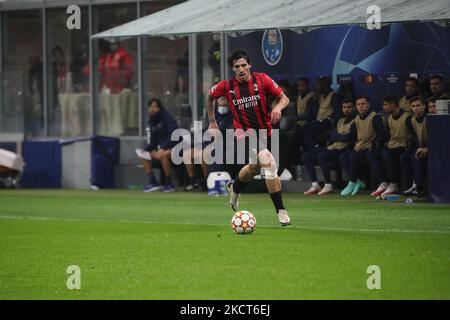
[262,29,283,66]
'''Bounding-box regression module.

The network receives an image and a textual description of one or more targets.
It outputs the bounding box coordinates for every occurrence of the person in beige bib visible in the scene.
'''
[402,96,428,197]
[399,77,419,114]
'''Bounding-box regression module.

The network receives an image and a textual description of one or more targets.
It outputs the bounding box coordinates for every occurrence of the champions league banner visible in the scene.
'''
[230,22,450,110]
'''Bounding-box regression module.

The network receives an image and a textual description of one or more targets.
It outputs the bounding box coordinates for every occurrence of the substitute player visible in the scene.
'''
[206,49,291,226]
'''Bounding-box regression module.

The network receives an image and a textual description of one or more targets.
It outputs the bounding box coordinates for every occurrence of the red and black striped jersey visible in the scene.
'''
[209,72,283,137]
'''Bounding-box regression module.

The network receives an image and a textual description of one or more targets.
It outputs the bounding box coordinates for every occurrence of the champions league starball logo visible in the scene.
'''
[262,29,283,66]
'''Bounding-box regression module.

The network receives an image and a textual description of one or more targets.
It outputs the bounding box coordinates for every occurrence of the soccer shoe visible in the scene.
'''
[304,185,321,195]
[381,183,399,197]
[226,181,240,211]
[351,179,366,196]
[162,183,175,193]
[340,181,356,196]
[318,184,333,195]
[370,183,388,196]
[403,183,417,196]
[142,182,162,192]
[277,209,291,226]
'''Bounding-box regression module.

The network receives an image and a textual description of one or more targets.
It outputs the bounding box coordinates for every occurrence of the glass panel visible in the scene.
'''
[46,6,90,137]
[141,1,188,121]
[1,10,43,137]
[197,33,220,118]
[93,3,138,136]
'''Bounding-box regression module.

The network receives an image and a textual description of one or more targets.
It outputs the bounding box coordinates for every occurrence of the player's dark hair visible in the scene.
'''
[430,74,444,82]
[227,49,251,68]
[355,96,370,103]
[411,96,425,105]
[148,98,162,108]
[382,95,400,106]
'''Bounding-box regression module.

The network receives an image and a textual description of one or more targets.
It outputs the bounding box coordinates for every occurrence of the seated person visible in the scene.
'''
[140,98,179,192]
[297,76,342,152]
[403,96,428,196]
[340,96,385,196]
[288,78,315,166]
[303,98,355,195]
[184,96,234,191]
[429,75,449,100]
[399,77,419,114]
[295,78,315,126]
[427,97,437,115]
[183,147,208,191]
[378,95,411,196]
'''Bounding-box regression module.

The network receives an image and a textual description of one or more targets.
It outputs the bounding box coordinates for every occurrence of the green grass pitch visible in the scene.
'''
[0,189,449,299]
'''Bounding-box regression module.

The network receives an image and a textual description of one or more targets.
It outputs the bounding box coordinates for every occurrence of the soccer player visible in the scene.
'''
[206,49,291,226]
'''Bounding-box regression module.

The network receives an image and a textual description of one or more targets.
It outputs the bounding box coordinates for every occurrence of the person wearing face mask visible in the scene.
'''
[98,40,134,93]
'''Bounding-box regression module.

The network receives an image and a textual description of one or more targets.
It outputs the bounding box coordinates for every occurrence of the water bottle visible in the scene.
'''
[383,194,400,200]
[145,126,151,144]
[296,165,303,181]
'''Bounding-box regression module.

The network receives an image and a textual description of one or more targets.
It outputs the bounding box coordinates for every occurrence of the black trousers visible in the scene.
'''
[341,149,369,182]
[382,147,408,184]
[303,147,344,183]
[401,149,427,190]
[367,147,388,184]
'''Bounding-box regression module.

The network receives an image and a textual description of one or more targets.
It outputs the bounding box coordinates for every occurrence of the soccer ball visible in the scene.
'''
[231,211,256,234]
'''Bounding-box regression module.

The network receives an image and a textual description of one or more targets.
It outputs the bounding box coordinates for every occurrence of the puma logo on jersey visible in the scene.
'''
[229,90,236,95]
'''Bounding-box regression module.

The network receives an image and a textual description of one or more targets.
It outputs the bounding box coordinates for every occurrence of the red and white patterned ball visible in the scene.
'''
[231,210,256,234]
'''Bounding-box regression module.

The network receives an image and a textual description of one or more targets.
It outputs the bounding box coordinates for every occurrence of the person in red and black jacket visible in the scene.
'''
[206,49,291,226]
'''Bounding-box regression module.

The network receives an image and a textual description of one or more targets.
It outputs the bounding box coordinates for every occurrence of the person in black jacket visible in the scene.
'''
[141,99,179,192]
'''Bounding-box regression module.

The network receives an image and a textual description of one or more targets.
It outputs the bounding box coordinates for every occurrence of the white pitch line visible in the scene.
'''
[0,214,449,235]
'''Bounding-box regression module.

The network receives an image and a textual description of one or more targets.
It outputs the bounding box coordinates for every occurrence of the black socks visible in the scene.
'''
[270,191,285,213]
[232,176,248,194]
